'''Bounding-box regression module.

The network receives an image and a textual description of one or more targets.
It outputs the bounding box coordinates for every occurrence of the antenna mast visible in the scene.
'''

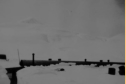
[17,48,20,61]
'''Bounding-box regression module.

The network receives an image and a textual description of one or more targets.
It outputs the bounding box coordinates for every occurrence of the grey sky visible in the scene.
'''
[0,0,125,37]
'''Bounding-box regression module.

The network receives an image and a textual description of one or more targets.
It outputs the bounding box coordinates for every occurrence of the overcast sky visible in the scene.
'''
[0,0,125,37]
[0,0,124,61]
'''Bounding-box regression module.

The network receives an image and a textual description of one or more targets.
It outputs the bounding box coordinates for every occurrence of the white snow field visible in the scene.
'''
[17,65,124,84]
[0,0,124,84]
[0,65,10,84]
[0,59,19,68]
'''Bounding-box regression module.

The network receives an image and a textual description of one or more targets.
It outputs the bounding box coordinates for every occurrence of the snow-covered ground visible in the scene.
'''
[0,1,124,84]
[17,65,125,84]
[0,21,124,83]
[0,60,19,68]
[0,65,10,84]
[0,21,124,62]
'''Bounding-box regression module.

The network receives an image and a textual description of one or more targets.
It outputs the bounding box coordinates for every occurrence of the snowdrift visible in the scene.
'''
[17,65,124,84]
[0,65,10,84]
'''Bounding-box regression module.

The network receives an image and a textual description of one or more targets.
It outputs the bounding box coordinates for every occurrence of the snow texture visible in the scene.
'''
[0,65,10,84]
[17,65,125,84]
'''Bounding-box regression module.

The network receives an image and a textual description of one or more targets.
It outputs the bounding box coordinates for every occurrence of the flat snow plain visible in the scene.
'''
[17,64,125,84]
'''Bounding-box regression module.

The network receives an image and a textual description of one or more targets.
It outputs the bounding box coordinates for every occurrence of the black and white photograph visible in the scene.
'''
[0,0,125,84]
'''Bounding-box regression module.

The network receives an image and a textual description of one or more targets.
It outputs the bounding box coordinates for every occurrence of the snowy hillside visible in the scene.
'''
[18,17,43,25]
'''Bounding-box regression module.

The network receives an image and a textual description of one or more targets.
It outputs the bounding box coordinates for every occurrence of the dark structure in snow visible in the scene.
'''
[0,54,7,60]
[107,60,110,63]
[108,68,116,75]
[48,58,52,61]
[58,58,62,61]
[84,59,87,62]
[32,53,35,66]
[118,66,125,75]
[18,53,125,67]
[5,53,125,84]
[56,68,65,72]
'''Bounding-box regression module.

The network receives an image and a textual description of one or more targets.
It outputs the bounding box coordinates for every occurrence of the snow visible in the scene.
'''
[0,60,20,68]
[0,65,10,84]
[19,17,43,25]
[17,65,125,84]
[0,1,124,83]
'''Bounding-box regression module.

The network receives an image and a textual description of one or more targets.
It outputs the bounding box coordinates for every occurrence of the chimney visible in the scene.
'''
[84,59,87,62]
[32,53,35,66]
[107,60,110,63]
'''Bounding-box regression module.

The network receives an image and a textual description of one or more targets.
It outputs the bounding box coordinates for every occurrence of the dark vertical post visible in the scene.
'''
[84,59,87,65]
[48,58,52,61]
[107,60,110,63]
[100,60,103,62]
[107,60,110,65]
[98,60,103,66]
[58,58,61,61]
[17,49,20,62]
[107,60,112,66]
[32,53,35,66]
[84,59,87,62]
[20,60,24,67]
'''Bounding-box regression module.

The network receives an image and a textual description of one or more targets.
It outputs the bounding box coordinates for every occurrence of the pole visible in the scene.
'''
[32,53,35,66]
[17,49,20,61]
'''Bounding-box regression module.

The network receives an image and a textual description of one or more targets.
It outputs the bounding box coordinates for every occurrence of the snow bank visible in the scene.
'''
[0,60,20,68]
[0,65,10,84]
[17,65,124,84]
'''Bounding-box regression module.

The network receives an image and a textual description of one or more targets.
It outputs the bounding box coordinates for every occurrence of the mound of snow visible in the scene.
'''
[76,33,108,41]
[17,65,124,84]
[0,65,10,84]
[106,33,125,43]
[0,60,20,68]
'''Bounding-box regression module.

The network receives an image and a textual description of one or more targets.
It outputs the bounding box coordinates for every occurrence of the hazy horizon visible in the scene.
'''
[0,0,124,62]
